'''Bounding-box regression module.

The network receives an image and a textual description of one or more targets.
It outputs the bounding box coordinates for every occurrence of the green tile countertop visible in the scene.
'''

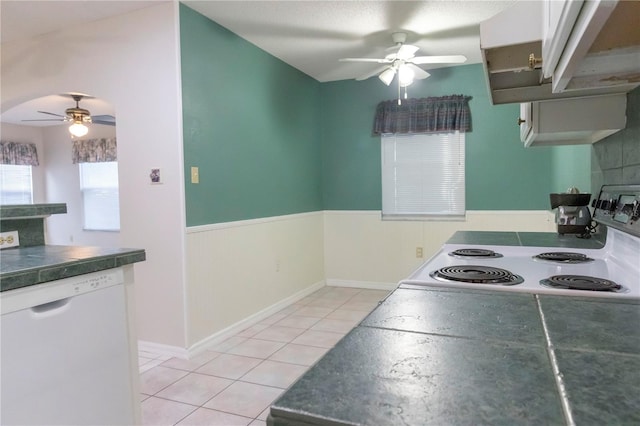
[0,245,146,292]
[446,230,606,249]
[0,203,67,219]
[268,286,640,426]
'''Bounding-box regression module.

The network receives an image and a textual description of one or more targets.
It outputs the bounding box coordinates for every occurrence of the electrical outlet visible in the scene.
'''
[416,247,423,258]
[0,231,20,249]
[191,166,199,184]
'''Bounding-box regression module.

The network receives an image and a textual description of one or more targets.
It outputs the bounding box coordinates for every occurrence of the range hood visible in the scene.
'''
[480,1,638,105]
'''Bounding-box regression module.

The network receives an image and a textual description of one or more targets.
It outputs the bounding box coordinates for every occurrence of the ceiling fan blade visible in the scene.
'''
[411,55,467,65]
[356,65,392,81]
[91,115,116,126]
[397,44,419,60]
[22,119,65,122]
[406,64,431,80]
[339,58,391,64]
[37,110,67,118]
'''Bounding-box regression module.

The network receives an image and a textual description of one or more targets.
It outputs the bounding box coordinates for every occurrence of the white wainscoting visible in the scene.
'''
[185,211,325,352]
[155,209,555,359]
[323,210,556,287]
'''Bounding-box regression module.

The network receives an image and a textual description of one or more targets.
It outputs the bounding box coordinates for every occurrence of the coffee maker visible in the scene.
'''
[550,187,592,235]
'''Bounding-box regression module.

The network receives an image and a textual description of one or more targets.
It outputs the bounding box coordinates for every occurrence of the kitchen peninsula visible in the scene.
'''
[268,232,640,425]
[0,203,145,290]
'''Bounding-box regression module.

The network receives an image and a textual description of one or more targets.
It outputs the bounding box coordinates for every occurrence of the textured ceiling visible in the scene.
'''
[183,0,517,82]
[1,0,516,125]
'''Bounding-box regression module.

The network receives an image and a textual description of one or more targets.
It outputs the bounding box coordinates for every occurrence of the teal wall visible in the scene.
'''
[180,5,592,225]
[180,4,322,226]
[320,64,591,210]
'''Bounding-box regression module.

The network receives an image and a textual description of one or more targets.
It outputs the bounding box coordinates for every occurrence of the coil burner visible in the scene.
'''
[533,252,594,263]
[540,275,623,292]
[448,248,503,259]
[429,265,524,286]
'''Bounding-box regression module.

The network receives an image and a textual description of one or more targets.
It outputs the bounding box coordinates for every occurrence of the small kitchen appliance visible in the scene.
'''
[400,184,640,300]
[550,187,592,235]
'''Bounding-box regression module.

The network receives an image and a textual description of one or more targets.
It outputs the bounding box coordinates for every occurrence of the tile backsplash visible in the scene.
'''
[591,87,640,190]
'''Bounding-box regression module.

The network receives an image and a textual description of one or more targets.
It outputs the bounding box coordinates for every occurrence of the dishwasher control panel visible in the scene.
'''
[1,269,125,315]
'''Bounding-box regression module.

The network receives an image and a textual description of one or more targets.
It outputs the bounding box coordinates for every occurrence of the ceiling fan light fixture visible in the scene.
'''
[69,122,89,137]
[398,65,415,87]
[378,68,396,86]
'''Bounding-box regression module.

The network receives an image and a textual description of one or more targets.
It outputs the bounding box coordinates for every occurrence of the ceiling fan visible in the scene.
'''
[22,94,115,137]
[339,32,467,98]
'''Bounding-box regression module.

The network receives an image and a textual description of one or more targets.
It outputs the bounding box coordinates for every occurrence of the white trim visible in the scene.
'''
[323,210,381,216]
[187,209,554,230]
[172,0,191,363]
[186,280,325,357]
[152,279,324,360]
[137,340,190,360]
[323,210,553,217]
[138,280,325,359]
[467,210,553,216]
[187,211,323,233]
[326,279,397,291]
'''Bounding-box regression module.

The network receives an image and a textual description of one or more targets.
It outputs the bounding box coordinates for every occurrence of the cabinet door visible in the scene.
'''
[552,0,618,92]
[542,0,584,79]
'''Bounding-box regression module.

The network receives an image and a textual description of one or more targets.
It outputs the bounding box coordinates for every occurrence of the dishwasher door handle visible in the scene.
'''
[30,297,71,317]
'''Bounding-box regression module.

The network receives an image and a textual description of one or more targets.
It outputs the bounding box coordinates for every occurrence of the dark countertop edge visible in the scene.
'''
[0,248,146,292]
[0,203,67,219]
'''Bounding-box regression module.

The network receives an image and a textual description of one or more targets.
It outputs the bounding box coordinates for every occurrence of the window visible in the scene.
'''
[0,164,33,204]
[79,162,120,231]
[381,132,465,219]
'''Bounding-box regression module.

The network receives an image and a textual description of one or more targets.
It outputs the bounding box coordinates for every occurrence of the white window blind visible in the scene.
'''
[79,162,120,231]
[381,132,465,219]
[0,164,33,204]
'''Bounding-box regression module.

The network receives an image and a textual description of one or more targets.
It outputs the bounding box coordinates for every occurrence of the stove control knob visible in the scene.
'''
[631,200,640,221]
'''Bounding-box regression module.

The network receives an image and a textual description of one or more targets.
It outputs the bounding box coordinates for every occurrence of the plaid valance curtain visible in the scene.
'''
[0,141,40,166]
[373,95,472,135]
[72,138,117,164]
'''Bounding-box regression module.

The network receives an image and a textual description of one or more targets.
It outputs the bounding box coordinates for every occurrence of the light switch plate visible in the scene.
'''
[0,231,20,249]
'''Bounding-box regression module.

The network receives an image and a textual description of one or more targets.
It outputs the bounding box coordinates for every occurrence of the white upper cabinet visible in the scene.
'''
[519,93,627,147]
[543,0,640,94]
[542,0,584,80]
[480,0,639,105]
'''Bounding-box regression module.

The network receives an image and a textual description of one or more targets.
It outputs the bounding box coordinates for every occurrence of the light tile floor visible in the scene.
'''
[138,286,390,426]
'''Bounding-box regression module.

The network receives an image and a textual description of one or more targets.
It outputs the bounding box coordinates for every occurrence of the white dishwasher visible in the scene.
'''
[1,268,136,425]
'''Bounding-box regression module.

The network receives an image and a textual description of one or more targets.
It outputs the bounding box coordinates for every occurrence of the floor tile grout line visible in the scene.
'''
[140,288,390,425]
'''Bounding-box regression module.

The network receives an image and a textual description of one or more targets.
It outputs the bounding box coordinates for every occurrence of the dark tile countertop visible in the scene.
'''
[269,286,640,425]
[446,230,606,249]
[0,203,67,219]
[0,245,146,292]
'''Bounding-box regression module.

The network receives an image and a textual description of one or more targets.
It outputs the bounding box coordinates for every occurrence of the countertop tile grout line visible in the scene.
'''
[535,295,575,426]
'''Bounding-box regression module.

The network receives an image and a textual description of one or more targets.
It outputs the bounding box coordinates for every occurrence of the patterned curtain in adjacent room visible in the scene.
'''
[0,141,40,166]
[72,138,117,163]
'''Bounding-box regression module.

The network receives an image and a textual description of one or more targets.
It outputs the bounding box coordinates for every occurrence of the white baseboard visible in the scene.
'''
[137,340,190,359]
[137,279,395,360]
[326,279,397,291]
[185,280,326,358]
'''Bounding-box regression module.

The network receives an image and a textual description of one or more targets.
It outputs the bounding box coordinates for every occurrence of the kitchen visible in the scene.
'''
[1,0,639,425]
